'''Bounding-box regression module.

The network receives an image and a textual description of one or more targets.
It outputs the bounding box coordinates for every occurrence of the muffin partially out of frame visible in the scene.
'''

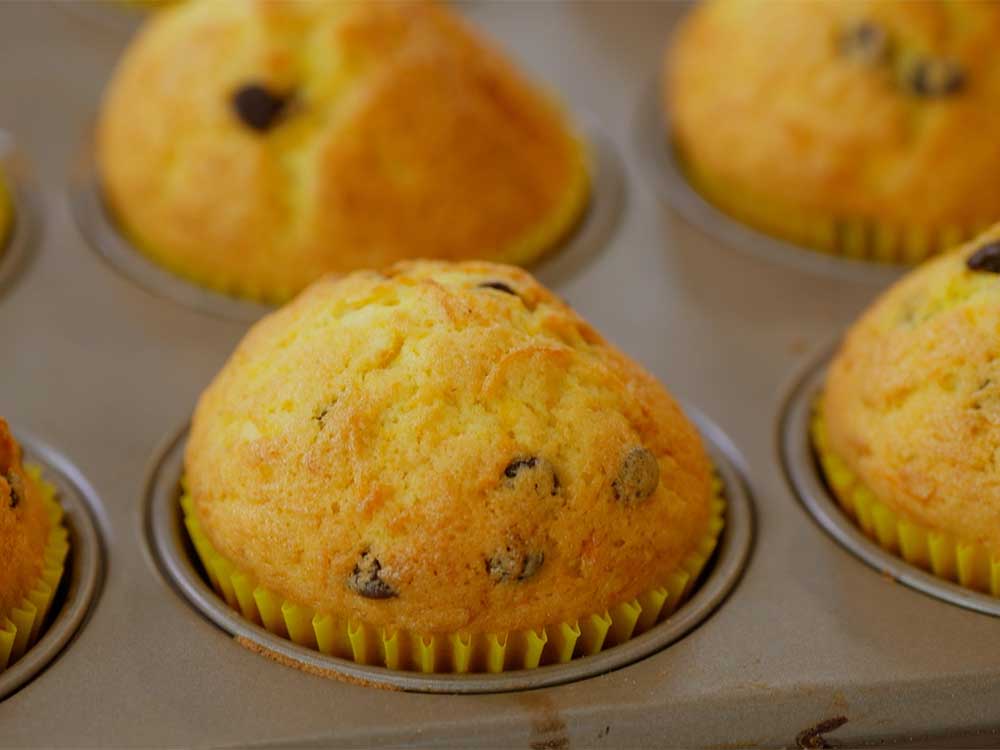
[666,0,1000,263]
[816,225,1000,594]
[0,173,11,252]
[0,419,69,673]
[184,261,723,673]
[97,0,589,304]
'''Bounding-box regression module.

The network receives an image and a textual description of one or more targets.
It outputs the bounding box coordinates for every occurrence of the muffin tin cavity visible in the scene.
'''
[782,352,1000,618]
[0,430,105,702]
[145,409,752,694]
[635,82,907,285]
[47,2,144,38]
[69,119,623,322]
[0,135,39,300]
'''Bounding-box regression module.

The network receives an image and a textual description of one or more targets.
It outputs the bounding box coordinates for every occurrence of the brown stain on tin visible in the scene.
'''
[518,693,570,750]
[235,635,403,691]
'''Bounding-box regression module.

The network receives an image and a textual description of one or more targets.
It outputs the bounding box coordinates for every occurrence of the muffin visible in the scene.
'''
[816,225,1000,593]
[0,419,69,672]
[666,0,1000,263]
[0,174,11,252]
[97,0,589,304]
[184,261,724,673]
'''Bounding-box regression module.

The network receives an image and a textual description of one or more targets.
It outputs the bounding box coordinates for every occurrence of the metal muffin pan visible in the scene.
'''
[782,354,1000,620]
[5,1,1000,746]
[0,430,104,702]
[69,118,624,322]
[145,411,751,694]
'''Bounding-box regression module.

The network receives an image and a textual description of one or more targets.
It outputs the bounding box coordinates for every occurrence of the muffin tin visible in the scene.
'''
[5,1,1000,747]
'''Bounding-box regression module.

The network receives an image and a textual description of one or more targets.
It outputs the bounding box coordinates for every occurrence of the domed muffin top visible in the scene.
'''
[825,226,1000,550]
[186,261,713,634]
[667,0,1000,230]
[97,0,589,303]
[0,420,51,618]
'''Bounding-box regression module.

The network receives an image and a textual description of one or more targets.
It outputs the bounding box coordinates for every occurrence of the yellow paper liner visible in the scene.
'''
[812,409,1000,596]
[0,467,70,672]
[181,480,725,674]
[679,154,988,265]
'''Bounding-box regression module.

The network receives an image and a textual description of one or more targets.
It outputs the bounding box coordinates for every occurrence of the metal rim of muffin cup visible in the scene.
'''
[145,407,753,693]
[636,80,909,286]
[0,430,105,702]
[0,134,40,301]
[781,350,1000,618]
[68,117,625,323]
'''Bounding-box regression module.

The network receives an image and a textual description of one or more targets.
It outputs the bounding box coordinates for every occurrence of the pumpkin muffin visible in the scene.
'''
[184,261,723,672]
[97,0,589,304]
[666,0,1000,263]
[816,225,1000,593]
[0,420,69,672]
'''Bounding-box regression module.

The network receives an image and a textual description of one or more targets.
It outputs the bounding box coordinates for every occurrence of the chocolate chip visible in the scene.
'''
[839,21,889,65]
[967,242,1000,274]
[232,83,291,132]
[906,58,965,97]
[477,281,518,296]
[5,472,19,509]
[486,546,544,583]
[503,456,560,497]
[346,551,397,599]
[612,446,660,504]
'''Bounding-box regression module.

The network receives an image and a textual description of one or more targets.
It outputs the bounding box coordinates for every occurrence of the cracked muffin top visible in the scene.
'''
[97,0,589,303]
[666,0,1000,256]
[824,225,1000,551]
[185,261,713,634]
[0,419,51,619]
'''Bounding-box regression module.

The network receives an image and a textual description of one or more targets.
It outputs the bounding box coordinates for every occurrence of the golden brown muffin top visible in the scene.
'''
[0,419,51,618]
[97,0,588,303]
[667,0,1000,230]
[186,261,713,634]
[825,226,1000,551]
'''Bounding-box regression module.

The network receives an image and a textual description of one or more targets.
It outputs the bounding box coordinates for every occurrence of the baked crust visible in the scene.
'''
[825,226,1000,551]
[666,0,1000,249]
[97,0,589,303]
[0,419,51,618]
[186,261,713,634]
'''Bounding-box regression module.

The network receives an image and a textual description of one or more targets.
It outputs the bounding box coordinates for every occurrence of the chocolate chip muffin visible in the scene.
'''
[184,261,722,672]
[667,0,1000,263]
[0,419,68,672]
[97,0,589,303]
[816,225,1000,593]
